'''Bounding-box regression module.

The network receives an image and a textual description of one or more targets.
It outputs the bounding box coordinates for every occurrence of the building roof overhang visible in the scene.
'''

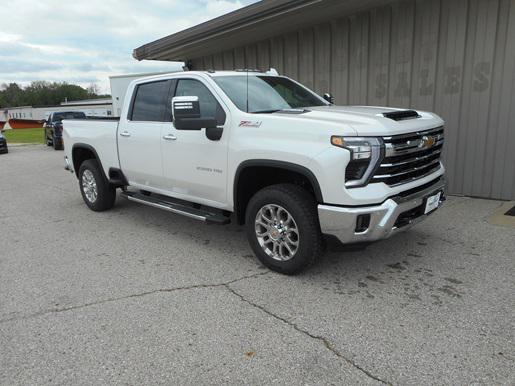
[133,0,391,62]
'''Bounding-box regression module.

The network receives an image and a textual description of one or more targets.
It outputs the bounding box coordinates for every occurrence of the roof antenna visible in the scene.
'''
[246,68,249,113]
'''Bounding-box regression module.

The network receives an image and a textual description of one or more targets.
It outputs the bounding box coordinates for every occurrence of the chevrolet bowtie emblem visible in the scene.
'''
[420,135,436,149]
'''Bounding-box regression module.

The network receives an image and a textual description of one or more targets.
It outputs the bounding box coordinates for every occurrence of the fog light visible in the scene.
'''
[355,214,371,233]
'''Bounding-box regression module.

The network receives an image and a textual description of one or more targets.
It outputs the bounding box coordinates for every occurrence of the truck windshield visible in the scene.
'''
[213,75,328,113]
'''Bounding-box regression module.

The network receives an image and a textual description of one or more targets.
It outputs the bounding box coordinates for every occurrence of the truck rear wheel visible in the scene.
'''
[245,184,322,274]
[53,140,63,150]
[78,159,116,211]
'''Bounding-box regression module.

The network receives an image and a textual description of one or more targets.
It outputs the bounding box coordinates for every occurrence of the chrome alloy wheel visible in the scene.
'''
[255,204,300,261]
[82,169,98,203]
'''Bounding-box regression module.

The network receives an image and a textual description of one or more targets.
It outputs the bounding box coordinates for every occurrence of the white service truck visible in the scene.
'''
[63,70,445,274]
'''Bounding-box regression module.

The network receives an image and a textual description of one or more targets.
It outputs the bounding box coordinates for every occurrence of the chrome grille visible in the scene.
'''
[372,126,444,186]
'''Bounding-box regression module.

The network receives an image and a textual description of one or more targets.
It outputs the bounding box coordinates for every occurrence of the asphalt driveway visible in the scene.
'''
[0,145,514,385]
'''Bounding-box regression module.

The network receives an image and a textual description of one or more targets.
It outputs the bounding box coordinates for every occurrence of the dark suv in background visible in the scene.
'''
[44,111,86,150]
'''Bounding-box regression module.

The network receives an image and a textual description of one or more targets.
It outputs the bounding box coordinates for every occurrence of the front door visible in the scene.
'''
[161,78,229,207]
[118,80,172,190]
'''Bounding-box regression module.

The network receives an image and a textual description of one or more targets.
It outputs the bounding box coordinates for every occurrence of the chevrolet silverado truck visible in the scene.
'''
[63,70,445,274]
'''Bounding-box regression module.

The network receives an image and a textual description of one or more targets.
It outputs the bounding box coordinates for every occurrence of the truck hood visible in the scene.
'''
[275,105,444,136]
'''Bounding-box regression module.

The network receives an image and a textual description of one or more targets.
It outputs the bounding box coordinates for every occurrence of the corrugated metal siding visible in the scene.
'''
[194,0,515,200]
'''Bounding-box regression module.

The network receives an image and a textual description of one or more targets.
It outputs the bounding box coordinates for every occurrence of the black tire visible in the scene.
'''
[53,141,63,150]
[78,159,116,211]
[245,183,322,275]
[45,129,52,146]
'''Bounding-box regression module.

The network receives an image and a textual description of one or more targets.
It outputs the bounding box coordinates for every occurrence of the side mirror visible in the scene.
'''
[205,126,223,141]
[172,96,216,131]
[323,93,334,104]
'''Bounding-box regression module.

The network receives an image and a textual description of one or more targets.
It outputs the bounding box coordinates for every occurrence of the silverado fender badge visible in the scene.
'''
[239,120,262,128]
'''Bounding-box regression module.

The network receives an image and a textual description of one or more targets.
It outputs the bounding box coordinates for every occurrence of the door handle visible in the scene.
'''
[163,134,177,141]
[119,131,131,137]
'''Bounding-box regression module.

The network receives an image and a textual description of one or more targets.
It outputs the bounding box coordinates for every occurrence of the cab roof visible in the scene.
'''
[134,69,280,83]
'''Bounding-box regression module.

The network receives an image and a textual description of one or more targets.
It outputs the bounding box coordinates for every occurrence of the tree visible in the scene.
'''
[0,83,24,107]
[87,83,100,97]
[0,81,109,108]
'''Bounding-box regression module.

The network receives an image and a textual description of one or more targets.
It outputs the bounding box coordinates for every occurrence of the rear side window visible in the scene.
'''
[130,81,170,122]
[53,112,86,121]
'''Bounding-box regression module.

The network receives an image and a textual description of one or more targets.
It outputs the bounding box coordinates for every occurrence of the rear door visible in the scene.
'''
[118,80,173,190]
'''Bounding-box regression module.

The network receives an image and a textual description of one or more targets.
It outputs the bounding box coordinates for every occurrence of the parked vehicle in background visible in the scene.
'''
[63,70,446,274]
[45,111,86,150]
[0,131,8,154]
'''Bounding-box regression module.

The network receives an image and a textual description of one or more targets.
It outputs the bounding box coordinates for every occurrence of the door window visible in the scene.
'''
[175,79,226,125]
[130,80,170,122]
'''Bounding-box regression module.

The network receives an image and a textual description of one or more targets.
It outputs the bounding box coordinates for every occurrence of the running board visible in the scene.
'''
[120,191,230,225]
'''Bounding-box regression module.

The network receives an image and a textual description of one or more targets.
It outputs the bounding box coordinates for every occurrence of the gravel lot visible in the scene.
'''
[1,145,514,385]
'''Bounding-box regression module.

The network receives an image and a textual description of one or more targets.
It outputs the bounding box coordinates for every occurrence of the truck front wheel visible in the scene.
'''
[46,131,52,146]
[245,184,323,274]
[78,159,116,212]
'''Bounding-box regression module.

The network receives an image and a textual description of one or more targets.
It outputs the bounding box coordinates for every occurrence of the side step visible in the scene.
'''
[120,191,230,225]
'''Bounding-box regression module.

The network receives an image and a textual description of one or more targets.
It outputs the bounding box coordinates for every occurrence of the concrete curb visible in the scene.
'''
[7,143,45,147]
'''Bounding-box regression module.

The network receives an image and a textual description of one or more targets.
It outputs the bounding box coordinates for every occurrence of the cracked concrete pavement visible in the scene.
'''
[0,145,514,385]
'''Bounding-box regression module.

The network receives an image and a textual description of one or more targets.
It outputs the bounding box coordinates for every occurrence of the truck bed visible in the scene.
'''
[63,118,120,176]
[80,117,120,121]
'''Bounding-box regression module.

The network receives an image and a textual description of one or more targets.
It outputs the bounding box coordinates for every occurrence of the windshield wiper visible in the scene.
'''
[251,108,310,115]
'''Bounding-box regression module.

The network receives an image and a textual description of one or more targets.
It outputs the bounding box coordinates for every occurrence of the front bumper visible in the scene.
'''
[318,177,446,244]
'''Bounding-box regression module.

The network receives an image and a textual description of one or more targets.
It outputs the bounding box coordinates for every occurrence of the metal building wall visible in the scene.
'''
[192,0,515,200]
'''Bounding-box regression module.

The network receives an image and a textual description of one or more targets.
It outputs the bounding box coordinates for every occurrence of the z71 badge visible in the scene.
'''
[239,121,262,128]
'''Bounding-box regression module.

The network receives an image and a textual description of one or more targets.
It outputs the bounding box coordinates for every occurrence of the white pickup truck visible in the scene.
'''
[63,69,445,274]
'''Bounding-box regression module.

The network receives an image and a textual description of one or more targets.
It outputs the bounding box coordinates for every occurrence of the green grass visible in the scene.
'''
[3,128,45,144]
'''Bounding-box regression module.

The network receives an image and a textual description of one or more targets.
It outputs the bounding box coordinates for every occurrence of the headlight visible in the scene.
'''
[331,136,383,187]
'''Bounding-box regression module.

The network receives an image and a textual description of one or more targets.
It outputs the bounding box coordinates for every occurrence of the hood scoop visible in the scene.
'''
[383,110,421,121]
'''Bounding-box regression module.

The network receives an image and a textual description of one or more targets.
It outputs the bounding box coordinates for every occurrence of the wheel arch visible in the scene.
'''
[71,143,106,180]
[233,160,324,225]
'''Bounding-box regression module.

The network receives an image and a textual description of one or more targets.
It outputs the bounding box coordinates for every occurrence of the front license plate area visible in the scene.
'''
[424,191,442,214]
